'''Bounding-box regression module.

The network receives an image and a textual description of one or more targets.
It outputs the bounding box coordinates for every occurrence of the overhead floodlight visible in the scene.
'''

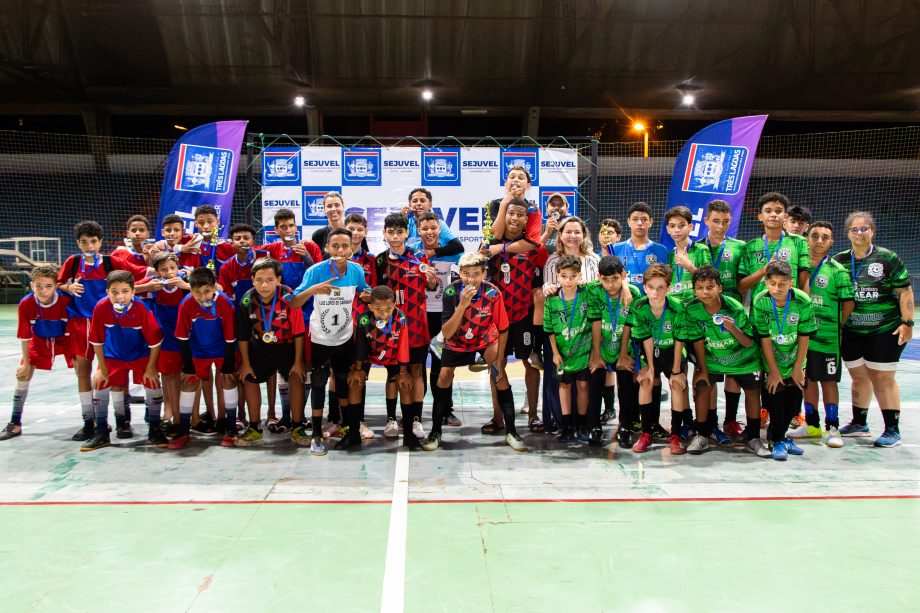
[294,95,306,107]
[681,94,696,106]
[421,89,434,102]
[632,121,646,132]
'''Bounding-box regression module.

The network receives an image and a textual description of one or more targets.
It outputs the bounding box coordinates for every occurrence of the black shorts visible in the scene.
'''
[311,340,354,376]
[440,347,483,368]
[558,368,591,385]
[650,346,685,378]
[427,310,443,339]
[710,371,761,390]
[504,318,534,359]
[806,350,842,382]
[841,328,905,372]
[361,362,402,381]
[408,345,429,365]
[246,341,297,384]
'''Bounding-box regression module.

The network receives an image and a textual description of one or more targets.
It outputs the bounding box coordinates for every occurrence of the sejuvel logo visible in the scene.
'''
[262,148,301,185]
[175,144,234,194]
[342,148,382,186]
[681,144,748,195]
[422,148,461,186]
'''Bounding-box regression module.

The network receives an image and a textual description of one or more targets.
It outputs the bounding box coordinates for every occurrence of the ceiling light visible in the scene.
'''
[294,96,306,107]
[421,90,434,102]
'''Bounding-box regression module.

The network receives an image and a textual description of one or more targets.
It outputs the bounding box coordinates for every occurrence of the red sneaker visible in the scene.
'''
[220,434,236,447]
[668,434,686,455]
[167,434,190,450]
[632,432,652,453]
[723,420,744,439]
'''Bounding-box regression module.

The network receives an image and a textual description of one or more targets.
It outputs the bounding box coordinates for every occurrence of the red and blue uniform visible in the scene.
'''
[257,240,322,291]
[16,291,74,370]
[138,278,187,375]
[178,237,236,273]
[218,249,269,305]
[88,298,163,388]
[174,292,237,382]
[112,245,148,269]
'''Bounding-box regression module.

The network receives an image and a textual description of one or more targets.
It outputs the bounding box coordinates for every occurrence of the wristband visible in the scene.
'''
[671,371,683,376]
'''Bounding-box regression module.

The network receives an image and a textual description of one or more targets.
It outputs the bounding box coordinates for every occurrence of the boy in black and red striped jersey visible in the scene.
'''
[346,286,413,450]
[422,253,526,452]
[112,215,157,269]
[375,213,439,447]
[58,221,150,442]
[1,266,74,440]
[487,198,542,431]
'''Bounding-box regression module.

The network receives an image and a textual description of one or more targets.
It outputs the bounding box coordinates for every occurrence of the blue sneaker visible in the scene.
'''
[839,422,870,437]
[783,438,805,456]
[680,424,692,439]
[874,429,902,448]
[576,428,589,443]
[558,429,574,444]
[710,427,733,447]
[771,441,788,461]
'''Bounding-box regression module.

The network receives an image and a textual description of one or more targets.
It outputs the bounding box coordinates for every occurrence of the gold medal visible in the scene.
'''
[500,262,511,274]
[262,331,276,343]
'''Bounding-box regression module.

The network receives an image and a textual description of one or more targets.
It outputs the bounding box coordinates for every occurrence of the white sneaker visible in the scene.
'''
[321,421,342,440]
[787,423,809,439]
[686,433,710,454]
[825,426,844,448]
[745,438,772,458]
[505,432,527,452]
[411,418,427,440]
[359,421,375,440]
[383,418,399,439]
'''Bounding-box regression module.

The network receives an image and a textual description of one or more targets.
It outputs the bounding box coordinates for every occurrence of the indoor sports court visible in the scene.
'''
[1,2,919,612]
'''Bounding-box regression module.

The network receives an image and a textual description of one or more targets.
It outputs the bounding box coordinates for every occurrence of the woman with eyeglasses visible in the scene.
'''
[832,211,912,447]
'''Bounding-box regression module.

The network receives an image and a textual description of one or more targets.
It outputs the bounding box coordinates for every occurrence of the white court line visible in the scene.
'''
[380,445,409,613]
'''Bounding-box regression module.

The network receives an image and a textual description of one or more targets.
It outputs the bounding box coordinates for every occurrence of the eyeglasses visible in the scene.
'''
[848,226,872,235]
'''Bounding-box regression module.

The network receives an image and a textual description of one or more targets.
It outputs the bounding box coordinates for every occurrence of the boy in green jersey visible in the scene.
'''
[793,222,855,447]
[588,255,641,448]
[703,200,747,439]
[738,192,811,300]
[675,266,770,457]
[625,264,688,455]
[664,206,711,302]
[753,261,818,461]
[545,255,592,443]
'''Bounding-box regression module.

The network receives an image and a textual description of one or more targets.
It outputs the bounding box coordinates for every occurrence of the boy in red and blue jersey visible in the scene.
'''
[1,266,74,440]
[173,267,239,450]
[112,214,156,269]
[57,221,150,441]
[257,208,322,290]
[176,205,237,274]
[218,223,269,305]
[83,271,164,452]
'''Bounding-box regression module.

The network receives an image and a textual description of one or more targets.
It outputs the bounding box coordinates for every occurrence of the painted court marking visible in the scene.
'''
[380,445,409,613]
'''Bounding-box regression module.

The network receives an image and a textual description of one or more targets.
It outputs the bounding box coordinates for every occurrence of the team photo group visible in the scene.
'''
[3,165,912,462]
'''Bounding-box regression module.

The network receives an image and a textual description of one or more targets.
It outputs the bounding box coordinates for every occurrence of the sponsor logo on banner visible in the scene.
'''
[422,148,461,186]
[303,186,342,226]
[539,188,578,218]
[174,144,234,194]
[681,144,749,195]
[501,148,539,185]
[342,148,382,186]
[262,148,301,186]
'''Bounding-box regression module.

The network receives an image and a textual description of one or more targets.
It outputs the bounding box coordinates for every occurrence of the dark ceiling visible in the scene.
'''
[1,0,919,131]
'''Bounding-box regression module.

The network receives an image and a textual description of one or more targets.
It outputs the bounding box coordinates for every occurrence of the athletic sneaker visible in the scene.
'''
[745,438,772,458]
[167,434,190,450]
[147,429,169,448]
[786,423,809,439]
[528,352,544,371]
[600,409,614,425]
[505,432,526,452]
[160,420,179,438]
[291,425,310,447]
[686,433,710,454]
[588,427,604,446]
[650,423,670,442]
[80,432,110,452]
[723,420,744,439]
[383,418,399,439]
[784,438,805,456]
[616,427,633,449]
[191,417,217,436]
[322,421,343,439]
[115,421,133,439]
[789,413,806,430]
[558,428,574,444]
[267,417,292,434]
[359,422,375,440]
[632,432,652,453]
[468,356,488,372]
[421,432,441,452]
[235,426,263,447]
[576,427,589,443]
[667,434,686,455]
[771,441,788,461]
[220,434,236,447]
[825,427,844,448]
[443,412,462,427]
[840,422,871,437]
[874,429,902,448]
[411,418,426,441]
[310,436,327,456]
[334,434,362,451]
[0,423,21,440]
[72,422,94,441]
[710,428,733,447]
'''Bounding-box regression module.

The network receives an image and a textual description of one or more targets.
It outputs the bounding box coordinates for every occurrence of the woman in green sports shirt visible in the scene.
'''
[832,211,913,448]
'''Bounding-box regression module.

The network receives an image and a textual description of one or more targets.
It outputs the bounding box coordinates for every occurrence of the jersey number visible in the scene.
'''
[827,360,837,376]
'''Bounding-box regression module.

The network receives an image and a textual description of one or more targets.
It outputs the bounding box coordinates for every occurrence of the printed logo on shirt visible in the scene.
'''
[777,248,792,261]
[868,263,884,278]
[646,254,658,265]
[815,275,829,288]
[788,312,800,325]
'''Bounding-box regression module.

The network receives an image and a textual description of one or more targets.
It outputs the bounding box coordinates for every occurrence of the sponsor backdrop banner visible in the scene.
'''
[261,146,579,253]
[157,120,248,239]
[659,115,767,249]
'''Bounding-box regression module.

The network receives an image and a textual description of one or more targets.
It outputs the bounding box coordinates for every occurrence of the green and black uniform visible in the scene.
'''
[707,237,746,302]
[738,232,810,298]
[676,295,762,385]
[833,245,910,367]
[668,242,712,302]
[806,257,855,381]
[627,294,684,377]
[544,287,592,381]
[752,288,817,443]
